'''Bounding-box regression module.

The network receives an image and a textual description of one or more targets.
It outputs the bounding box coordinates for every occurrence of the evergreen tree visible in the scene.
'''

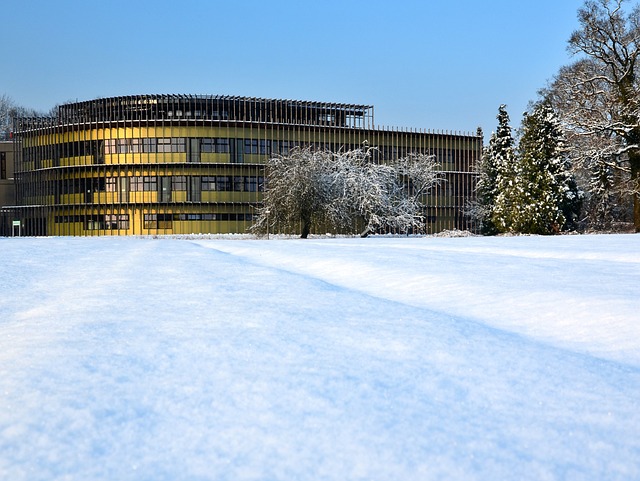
[506,102,581,234]
[485,105,518,233]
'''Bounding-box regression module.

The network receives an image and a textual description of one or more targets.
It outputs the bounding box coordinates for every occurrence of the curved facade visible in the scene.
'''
[5,95,481,236]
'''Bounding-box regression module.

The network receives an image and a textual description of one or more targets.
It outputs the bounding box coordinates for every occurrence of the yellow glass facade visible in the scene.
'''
[3,95,482,236]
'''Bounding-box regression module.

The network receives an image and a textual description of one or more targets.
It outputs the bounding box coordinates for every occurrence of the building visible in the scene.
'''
[1,95,482,236]
[0,138,16,235]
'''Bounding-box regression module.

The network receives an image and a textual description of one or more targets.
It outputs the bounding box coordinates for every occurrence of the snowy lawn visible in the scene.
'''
[0,234,639,480]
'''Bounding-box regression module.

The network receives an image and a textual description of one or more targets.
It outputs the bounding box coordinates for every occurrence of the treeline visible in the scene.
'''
[479,0,640,234]
[0,94,53,140]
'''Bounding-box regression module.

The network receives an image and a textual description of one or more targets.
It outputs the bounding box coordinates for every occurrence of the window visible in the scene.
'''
[200,138,230,153]
[130,139,142,153]
[143,214,172,229]
[188,138,200,162]
[216,138,230,153]
[172,176,187,191]
[142,138,157,152]
[259,140,271,155]
[85,215,105,230]
[201,176,217,191]
[159,177,172,202]
[0,152,6,179]
[187,177,201,202]
[216,176,231,191]
[201,139,215,153]
[105,214,130,230]
[244,139,258,154]
[106,177,117,192]
[144,176,157,191]
[157,138,186,153]
[104,139,117,154]
[246,176,261,192]
[158,214,173,229]
[129,176,157,192]
[157,138,172,153]
[144,214,157,229]
[130,176,144,192]
[116,139,132,154]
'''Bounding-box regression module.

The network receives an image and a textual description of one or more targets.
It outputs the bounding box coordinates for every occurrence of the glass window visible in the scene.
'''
[105,214,129,230]
[105,178,117,192]
[142,138,157,152]
[187,177,201,202]
[259,140,271,155]
[116,139,132,154]
[246,176,258,192]
[244,139,258,154]
[85,215,105,230]
[129,176,144,191]
[172,176,187,190]
[144,214,157,229]
[216,176,231,191]
[157,138,172,153]
[216,138,230,153]
[201,176,216,191]
[172,138,186,153]
[158,214,173,229]
[130,139,142,153]
[143,176,157,191]
[201,139,215,153]
[104,139,117,154]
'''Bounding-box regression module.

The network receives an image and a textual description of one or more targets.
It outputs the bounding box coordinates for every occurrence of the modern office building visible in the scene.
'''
[1,95,482,236]
[0,139,16,235]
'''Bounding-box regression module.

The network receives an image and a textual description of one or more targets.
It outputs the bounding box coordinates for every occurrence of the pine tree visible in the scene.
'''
[484,105,518,234]
[506,102,581,234]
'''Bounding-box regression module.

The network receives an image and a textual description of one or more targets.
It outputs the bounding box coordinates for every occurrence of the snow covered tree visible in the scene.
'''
[544,0,640,231]
[251,146,441,238]
[339,149,441,237]
[503,102,582,235]
[584,160,619,229]
[475,105,517,234]
[251,147,337,238]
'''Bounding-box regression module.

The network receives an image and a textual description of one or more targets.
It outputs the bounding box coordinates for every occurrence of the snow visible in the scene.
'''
[1,234,639,480]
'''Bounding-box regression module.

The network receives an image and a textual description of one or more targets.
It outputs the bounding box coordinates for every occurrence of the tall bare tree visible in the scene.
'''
[545,0,640,231]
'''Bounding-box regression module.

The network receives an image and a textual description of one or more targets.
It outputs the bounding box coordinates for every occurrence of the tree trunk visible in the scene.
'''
[635,192,640,233]
[629,153,640,233]
[300,218,310,239]
[360,226,371,238]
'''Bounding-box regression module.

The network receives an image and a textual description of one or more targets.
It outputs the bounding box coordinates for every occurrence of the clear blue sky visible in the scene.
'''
[1,0,586,138]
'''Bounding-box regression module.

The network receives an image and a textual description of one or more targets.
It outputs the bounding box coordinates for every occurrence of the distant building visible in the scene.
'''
[1,95,481,236]
[0,140,15,235]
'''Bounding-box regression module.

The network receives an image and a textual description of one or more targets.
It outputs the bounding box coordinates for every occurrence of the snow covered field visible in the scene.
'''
[1,234,639,480]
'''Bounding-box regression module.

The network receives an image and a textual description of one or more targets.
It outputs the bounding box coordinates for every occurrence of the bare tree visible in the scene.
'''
[250,146,441,238]
[250,147,337,238]
[0,94,49,140]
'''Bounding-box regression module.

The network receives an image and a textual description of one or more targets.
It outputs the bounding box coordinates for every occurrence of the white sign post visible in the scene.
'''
[12,220,21,237]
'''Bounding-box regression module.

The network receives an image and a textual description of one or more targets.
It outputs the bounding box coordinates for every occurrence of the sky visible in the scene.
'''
[1,0,587,137]
[1,234,639,479]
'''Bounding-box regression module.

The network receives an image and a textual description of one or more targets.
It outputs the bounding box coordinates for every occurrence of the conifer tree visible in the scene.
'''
[485,105,518,233]
[473,105,515,235]
[506,102,581,234]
